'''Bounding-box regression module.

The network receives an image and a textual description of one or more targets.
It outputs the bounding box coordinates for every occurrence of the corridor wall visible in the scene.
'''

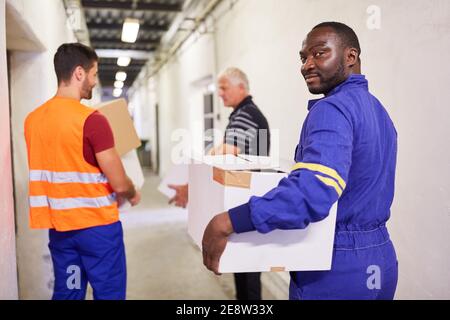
[0,0,19,300]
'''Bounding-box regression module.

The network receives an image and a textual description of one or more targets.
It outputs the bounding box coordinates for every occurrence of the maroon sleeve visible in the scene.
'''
[83,111,115,167]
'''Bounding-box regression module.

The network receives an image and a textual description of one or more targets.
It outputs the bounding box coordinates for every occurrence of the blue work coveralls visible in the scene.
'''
[229,74,398,300]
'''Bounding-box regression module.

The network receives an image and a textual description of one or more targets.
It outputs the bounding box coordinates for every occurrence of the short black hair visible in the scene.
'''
[313,22,361,59]
[53,43,98,85]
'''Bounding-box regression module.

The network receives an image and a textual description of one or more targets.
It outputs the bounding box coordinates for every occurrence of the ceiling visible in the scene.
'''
[80,0,186,99]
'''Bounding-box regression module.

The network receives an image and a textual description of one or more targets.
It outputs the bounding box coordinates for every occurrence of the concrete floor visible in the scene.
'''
[119,169,236,300]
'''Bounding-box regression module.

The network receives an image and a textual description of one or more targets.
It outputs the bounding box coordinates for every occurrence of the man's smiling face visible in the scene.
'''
[300,26,349,95]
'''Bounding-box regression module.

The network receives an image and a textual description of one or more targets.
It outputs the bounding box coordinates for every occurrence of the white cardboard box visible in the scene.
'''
[188,155,337,273]
[117,149,145,212]
[157,164,189,199]
[121,149,144,190]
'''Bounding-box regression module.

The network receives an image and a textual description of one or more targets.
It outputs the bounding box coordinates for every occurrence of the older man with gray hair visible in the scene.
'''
[209,67,270,156]
[168,67,270,300]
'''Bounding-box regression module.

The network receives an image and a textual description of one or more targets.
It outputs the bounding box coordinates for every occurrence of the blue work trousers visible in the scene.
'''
[48,221,126,300]
[290,225,398,300]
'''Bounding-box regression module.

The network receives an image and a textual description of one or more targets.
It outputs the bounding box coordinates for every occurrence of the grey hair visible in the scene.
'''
[218,67,250,92]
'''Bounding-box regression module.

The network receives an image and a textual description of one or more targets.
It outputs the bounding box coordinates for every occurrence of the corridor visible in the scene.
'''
[121,170,235,300]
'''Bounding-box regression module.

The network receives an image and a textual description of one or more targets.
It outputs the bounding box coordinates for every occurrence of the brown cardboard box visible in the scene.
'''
[95,98,141,156]
[93,99,144,211]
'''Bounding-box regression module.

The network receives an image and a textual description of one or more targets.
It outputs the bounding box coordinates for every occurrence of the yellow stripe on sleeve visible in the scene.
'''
[292,162,346,190]
[314,175,343,197]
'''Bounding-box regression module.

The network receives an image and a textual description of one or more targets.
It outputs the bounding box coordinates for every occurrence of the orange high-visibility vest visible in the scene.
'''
[24,96,119,231]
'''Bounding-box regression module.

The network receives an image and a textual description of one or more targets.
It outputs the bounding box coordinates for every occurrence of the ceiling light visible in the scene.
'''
[121,18,140,43]
[114,81,124,89]
[113,88,123,97]
[117,56,131,67]
[115,71,127,82]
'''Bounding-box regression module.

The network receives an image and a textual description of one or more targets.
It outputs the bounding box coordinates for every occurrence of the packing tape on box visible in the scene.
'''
[213,167,252,189]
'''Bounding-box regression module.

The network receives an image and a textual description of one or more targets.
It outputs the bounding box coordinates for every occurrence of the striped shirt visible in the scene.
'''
[224,96,270,156]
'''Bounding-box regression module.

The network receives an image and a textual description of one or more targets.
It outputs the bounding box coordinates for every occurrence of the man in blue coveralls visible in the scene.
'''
[201,22,398,300]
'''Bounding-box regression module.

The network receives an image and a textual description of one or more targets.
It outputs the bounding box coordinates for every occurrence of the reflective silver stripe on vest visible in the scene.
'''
[29,170,108,184]
[29,196,49,207]
[29,194,117,210]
